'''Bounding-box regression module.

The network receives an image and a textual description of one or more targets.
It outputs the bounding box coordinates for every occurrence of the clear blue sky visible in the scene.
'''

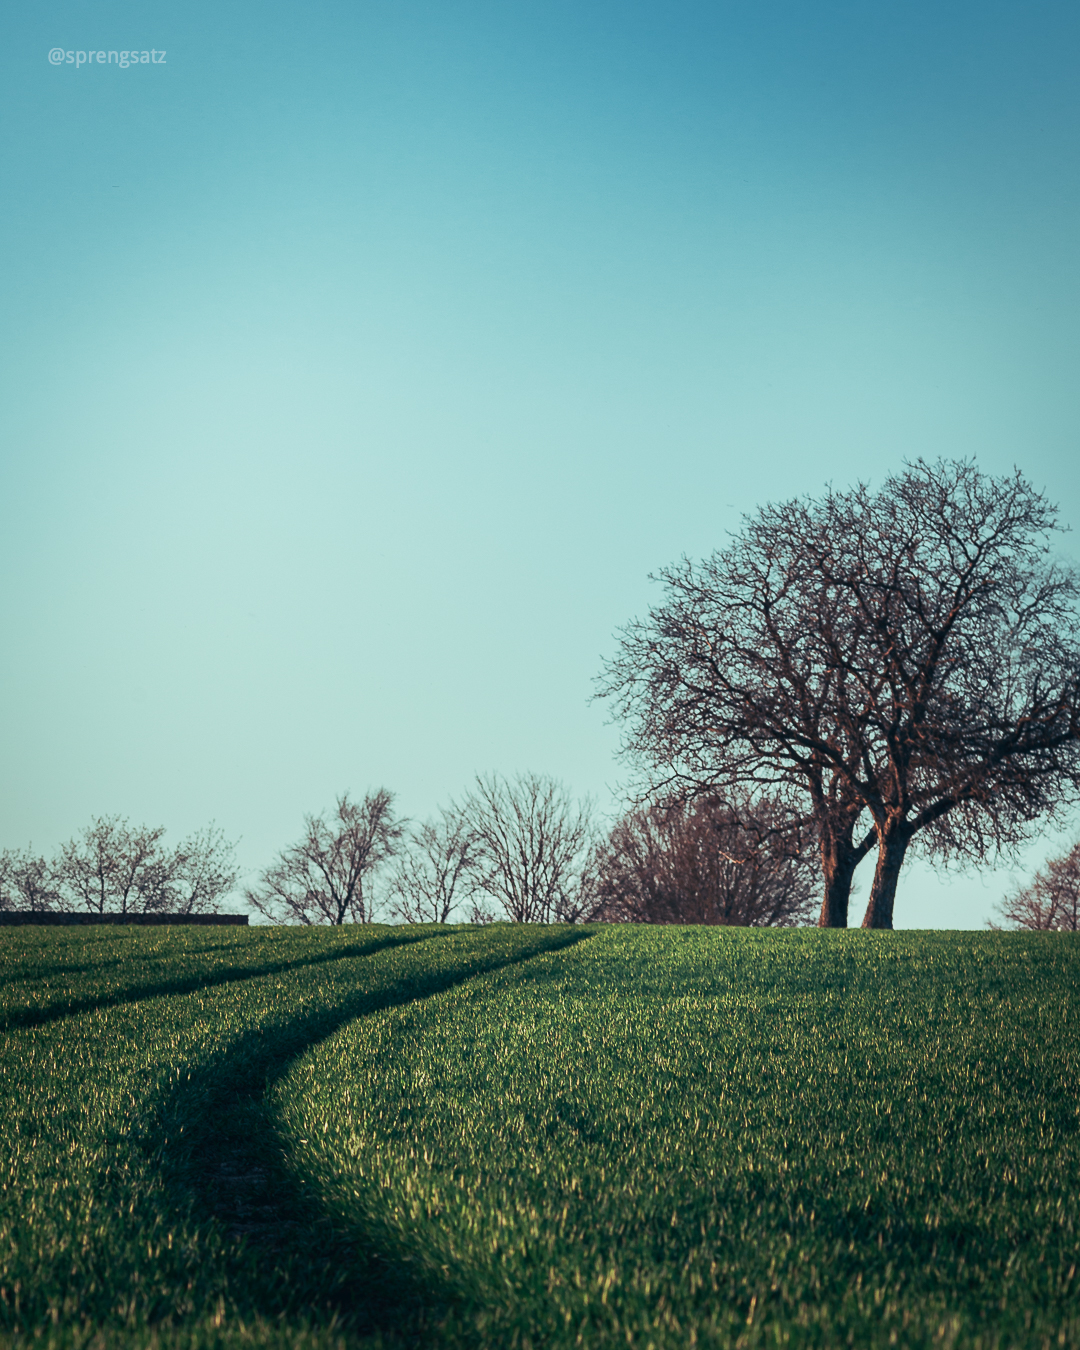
[2,0,1079,926]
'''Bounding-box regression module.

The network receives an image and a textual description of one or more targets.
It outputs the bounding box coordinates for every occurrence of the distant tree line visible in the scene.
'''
[0,819,238,916]
[0,776,814,927]
[3,780,1073,931]
[245,773,817,927]
[245,774,599,926]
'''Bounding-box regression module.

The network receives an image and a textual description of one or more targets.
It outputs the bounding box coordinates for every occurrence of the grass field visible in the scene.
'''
[0,924,1077,1349]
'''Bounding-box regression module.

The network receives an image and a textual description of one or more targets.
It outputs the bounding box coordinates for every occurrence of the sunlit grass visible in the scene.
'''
[1,925,1077,1348]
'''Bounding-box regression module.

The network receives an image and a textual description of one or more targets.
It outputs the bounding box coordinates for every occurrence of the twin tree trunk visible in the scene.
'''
[817,819,912,930]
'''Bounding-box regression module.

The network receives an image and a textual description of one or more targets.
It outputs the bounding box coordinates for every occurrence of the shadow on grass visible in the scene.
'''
[153,926,595,1343]
[0,930,441,1033]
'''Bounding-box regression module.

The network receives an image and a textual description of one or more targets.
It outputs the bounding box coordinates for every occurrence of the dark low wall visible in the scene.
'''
[0,912,250,926]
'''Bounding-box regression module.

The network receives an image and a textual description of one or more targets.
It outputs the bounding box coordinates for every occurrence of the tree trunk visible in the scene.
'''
[817,837,858,928]
[861,822,912,930]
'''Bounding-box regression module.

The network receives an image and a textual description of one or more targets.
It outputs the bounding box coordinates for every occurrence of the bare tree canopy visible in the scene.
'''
[0,849,59,913]
[598,460,1080,929]
[592,795,815,927]
[51,816,238,915]
[169,826,241,915]
[995,839,1080,931]
[246,789,403,925]
[56,817,173,914]
[388,809,478,924]
[38,817,238,916]
[457,773,595,923]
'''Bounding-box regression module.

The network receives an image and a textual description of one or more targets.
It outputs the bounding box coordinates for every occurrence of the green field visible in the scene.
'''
[0,924,1077,1349]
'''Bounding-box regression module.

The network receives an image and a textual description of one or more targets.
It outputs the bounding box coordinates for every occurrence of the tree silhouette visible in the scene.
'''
[600,461,1080,927]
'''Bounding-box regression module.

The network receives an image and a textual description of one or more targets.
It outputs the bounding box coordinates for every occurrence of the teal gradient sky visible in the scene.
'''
[2,1,1079,925]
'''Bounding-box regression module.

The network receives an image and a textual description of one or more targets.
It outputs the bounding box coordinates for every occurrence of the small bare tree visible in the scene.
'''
[246,789,403,925]
[995,840,1080,931]
[52,816,238,915]
[388,809,478,924]
[457,773,594,923]
[56,817,172,914]
[0,849,59,913]
[167,825,240,915]
[592,795,815,927]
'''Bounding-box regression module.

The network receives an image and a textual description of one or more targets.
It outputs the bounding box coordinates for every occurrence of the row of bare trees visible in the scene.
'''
[2,784,1073,929]
[0,819,238,915]
[245,775,596,926]
[0,778,811,926]
[243,774,818,927]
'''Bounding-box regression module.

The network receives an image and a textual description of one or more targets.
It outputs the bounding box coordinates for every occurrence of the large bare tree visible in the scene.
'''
[246,790,402,925]
[599,461,1080,928]
[457,773,595,923]
[995,839,1080,931]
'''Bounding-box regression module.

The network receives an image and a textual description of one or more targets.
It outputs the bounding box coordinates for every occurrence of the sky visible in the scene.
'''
[1,0,1079,927]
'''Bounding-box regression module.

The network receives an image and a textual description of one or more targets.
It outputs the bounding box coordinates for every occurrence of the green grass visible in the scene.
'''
[0,925,1077,1348]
